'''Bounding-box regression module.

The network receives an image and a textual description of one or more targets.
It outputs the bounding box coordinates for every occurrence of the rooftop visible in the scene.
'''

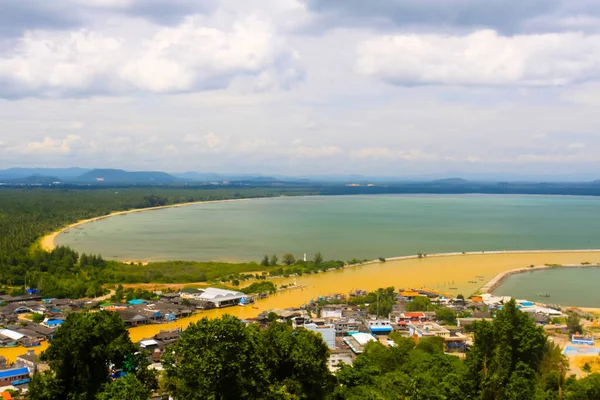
[0,367,29,379]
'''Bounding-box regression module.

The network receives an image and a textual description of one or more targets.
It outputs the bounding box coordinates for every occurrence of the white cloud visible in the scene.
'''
[22,134,83,154]
[350,147,396,158]
[567,142,585,150]
[203,132,222,149]
[292,145,343,158]
[357,30,600,86]
[0,14,302,97]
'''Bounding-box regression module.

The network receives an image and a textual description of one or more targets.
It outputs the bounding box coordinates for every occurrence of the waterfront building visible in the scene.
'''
[194,288,247,308]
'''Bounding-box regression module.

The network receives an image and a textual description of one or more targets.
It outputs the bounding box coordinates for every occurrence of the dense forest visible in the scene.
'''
[0,187,315,297]
[27,300,600,399]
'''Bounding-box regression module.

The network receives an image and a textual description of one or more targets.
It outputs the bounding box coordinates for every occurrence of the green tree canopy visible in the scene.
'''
[29,311,156,400]
[435,307,457,325]
[405,296,432,312]
[313,252,323,266]
[162,315,333,400]
[465,299,547,399]
[282,253,296,266]
[96,374,151,400]
[566,312,583,335]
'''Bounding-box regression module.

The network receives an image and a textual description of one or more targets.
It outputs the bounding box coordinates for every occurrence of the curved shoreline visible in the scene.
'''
[39,196,279,252]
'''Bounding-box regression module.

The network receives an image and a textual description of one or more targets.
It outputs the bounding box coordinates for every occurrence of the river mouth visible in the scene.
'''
[55,194,600,262]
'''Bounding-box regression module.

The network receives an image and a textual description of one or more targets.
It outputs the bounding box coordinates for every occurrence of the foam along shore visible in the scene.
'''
[38,197,273,252]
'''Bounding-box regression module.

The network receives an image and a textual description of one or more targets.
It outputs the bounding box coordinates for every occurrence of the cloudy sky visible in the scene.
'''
[2,0,600,178]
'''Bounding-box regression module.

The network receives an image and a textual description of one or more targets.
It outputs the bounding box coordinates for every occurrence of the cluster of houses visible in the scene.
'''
[0,286,570,393]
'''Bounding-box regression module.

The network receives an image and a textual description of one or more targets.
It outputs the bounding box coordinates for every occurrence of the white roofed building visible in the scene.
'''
[196,288,247,308]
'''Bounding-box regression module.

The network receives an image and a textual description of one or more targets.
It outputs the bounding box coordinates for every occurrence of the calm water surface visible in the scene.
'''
[56,194,600,262]
[494,267,600,307]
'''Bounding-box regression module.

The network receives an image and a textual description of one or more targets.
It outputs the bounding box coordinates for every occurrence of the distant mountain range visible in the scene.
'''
[0,167,599,186]
[0,168,285,185]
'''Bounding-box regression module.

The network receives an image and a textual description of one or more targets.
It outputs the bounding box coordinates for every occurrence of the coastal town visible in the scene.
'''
[0,282,598,398]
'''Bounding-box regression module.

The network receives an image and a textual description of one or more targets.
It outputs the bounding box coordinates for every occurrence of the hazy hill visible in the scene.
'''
[0,167,90,180]
[76,169,177,184]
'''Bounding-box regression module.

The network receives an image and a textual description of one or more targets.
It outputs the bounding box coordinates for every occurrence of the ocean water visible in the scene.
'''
[494,267,600,307]
[55,194,600,262]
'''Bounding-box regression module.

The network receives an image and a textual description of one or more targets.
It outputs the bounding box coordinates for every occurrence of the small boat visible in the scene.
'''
[537,293,551,298]
[449,287,458,290]
[252,306,259,309]
[468,280,477,283]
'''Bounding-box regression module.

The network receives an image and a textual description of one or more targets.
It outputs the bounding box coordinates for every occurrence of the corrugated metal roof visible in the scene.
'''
[0,367,29,379]
[0,329,24,340]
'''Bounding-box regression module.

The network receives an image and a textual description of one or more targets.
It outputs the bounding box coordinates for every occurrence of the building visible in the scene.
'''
[16,350,38,374]
[366,320,393,334]
[328,350,354,371]
[409,323,450,339]
[0,368,30,387]
[116,310,149,327]
[397,312,428,327]
[195,288,248,308]
[305,323,336,349]
[343,332,376,354]
[399,290,422,301]
[457,318,493,328]
[332,318,360,336]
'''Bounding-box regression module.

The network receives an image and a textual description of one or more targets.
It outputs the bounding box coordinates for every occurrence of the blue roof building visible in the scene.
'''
[0,367,30,386]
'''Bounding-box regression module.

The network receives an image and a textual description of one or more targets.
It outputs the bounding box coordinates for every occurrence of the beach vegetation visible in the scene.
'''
[261,255,270,267]
[313,251,323,266]
[282,253,296,265]
[241,281,276,294]
[269,254,278,266]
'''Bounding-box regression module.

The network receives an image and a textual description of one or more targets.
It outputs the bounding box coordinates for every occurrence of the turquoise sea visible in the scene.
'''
[55,194,600,263]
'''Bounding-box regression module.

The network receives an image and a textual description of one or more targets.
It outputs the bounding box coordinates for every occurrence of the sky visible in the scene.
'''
[1,0,600,179]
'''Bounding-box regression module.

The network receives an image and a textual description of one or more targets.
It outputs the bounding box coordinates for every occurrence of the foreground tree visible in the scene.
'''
[263,322,333,398]
[162,315,333,400]
[465,299,547,399]
[28,311,156,400]
[96,374,151,400]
